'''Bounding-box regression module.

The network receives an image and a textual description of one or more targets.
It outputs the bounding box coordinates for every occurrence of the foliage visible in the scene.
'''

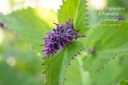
[118,80,128,85]
[0,0,128,85]
[82,21,128,72]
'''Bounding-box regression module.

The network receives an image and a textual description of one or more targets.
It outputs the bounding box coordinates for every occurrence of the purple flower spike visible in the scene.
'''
[42,20,85,57]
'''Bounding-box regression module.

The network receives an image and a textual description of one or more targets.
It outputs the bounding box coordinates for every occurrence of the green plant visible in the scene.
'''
[0,0,128,85]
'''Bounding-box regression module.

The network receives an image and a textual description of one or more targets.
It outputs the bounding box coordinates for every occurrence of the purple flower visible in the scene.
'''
[42,20,85,57]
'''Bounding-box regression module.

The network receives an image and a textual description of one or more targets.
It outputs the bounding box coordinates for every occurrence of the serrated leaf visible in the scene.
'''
[74,0,88,34]
[82,21,128,72]
[0,7,57,54]
[58,0,88,33]
[89,52,128,85]
[43,41,83,85]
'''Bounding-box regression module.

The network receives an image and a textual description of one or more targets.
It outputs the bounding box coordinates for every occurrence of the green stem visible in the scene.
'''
[77,57,90,85]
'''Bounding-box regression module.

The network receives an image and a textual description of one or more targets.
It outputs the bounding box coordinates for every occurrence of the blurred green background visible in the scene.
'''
[0,27,44,85]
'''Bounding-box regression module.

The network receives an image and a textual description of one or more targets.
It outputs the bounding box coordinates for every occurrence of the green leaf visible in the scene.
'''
[58,0,88,33]
[90,58,121,85]
[119,80,128,85]
[58,0,79,24]
[89,53,128,85]
[0,7,57,54]
[74,0,88,34]
[82,21,128,72]
[43,41,83,85]
[34,8,58,27]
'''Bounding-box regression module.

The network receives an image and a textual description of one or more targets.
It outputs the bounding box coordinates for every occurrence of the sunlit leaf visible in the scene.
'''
[0,7,57,54]
[58,0,88,34]
[74,0,88,34]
